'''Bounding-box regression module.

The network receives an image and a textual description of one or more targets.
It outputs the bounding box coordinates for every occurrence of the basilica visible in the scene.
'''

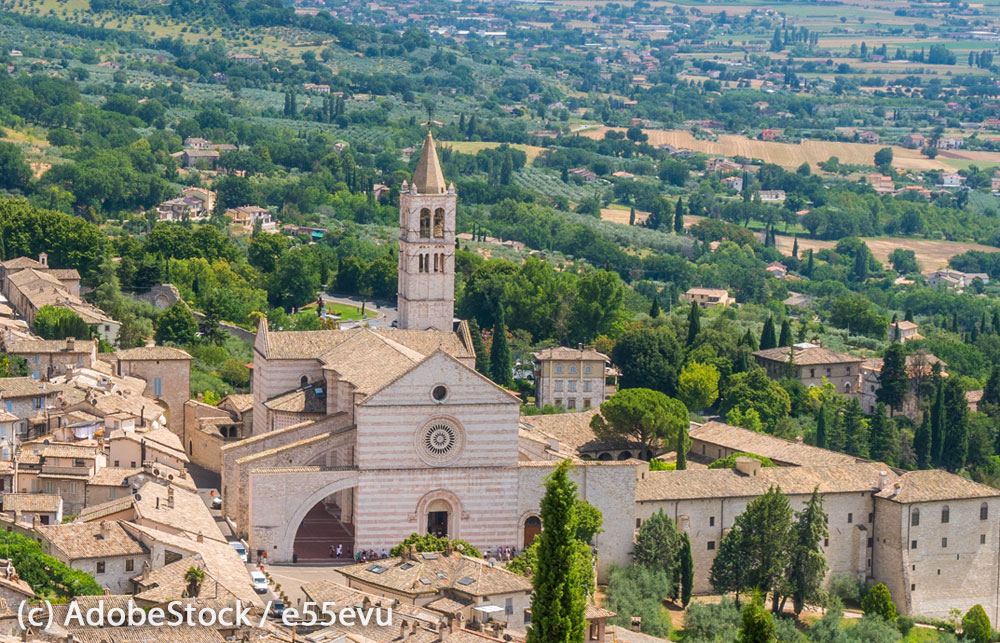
[219,135,1000,622]
[220,133,636,577]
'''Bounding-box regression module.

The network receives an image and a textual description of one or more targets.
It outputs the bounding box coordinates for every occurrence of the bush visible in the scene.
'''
[845,615,902,642]
[861,583,897,622]
[895,615,914,636]
[828,572,864,603]
[389,533,481,558]
[604,565,673,638]
[2,530,101,598]
[684,598,741,640]
[649,459,676,471]
[708,452,775,469]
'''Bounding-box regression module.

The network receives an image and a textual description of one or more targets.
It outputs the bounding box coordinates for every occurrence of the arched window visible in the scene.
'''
[941,505,950,524]
[300,375,309,388]
[433,254,439,273]
[911,508,920,526]
[419,208,431,238]
[433,208,445,238]
[982,502,989,521]
[418,254,425,272]
[844,382,851,393]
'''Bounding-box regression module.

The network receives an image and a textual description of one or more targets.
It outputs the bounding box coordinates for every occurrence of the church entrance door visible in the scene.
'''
[427,499,450,537]
[523,516,541,548]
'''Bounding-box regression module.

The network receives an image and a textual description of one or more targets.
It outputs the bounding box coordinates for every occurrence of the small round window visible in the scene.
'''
[432,385,448,402]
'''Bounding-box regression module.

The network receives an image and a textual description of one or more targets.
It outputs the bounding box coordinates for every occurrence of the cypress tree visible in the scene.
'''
[905,308,915,323]
[930,376,944,465]
[993,310,1000,335]
[853,246,868,282]
[815,404,827,449]
[984,365,1000,407]
[788,489,828,616]
[869,403,898,466]
[759,317,777,350]
[941,378,969,472]
[741,328,759,351]
[468,319,489,375]
[527,461,587,643]
[876,343,909,416]
[805,248,814,277]
[629,207,636,226]
[674,198,685,234]
[791,236,798,259]
[489,307,513,388]
[678,532,694,607]
[778,319,791,347]
[843,398,868,458]
[915,410,931,470]
[686,303,701,346]
[650,296,661,319]
[675,423,688,471]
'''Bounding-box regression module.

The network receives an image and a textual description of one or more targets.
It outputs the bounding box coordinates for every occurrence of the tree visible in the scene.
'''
[678,361,720,412]
[738,591,775,643]
[674,198,685,234]
[604,565,673,637]
[649,296,661,319]
[0,353,28,378]
[709,524,747,601]
[759,317,777,351]
[888,249,918,275]
[915,411,931,469]
[184,566,205,598]
[155,303,197,346]
[931,375,944,465]
[861,584,897,622]
[633,509,680,574]
[719,368,791,433]
[962,604,991,643]
[815,404,828,449]
[678,532,694,607]
[489,306,513,388]
[611,327,684,396]
[33,306,92,341]
[93,254,125,319]
[269,250,320,311]
[590,388,688,459]
[687,303,701,346]
[787,489,828,615]
[842,398,869,458]
[527,461,587,643]
[391,533,481,557]
[876,343,908,416]
[468,319,489,376]
[0,142,32,191]
[868,403,898,466]
[941,377,969,471]
[874,147,893,168]
[711,487,793,607]
[778,319,791,347]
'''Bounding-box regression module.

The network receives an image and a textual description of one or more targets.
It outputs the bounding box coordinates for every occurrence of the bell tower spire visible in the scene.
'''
[397,132,456,332]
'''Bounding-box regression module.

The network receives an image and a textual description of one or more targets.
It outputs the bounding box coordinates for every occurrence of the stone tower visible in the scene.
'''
[397,132,456,332]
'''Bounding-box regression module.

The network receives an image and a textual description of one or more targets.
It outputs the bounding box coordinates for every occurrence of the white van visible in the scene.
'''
[250,570,268,594]
[229,541,247,562]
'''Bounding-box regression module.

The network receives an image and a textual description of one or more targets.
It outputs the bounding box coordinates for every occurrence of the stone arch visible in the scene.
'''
[597,452,612,461]
[275,471,360,563]
[419,208,431,238]
[519,511,542,549]
[617,451,632,460]
[415,489,463,540]
[433,208,445,238]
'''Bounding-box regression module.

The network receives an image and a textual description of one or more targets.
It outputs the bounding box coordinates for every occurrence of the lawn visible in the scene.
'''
[324,302,370,321]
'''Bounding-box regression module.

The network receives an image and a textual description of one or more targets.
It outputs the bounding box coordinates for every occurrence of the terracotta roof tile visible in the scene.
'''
[876,469,1000,503]
[753,345,863,366]
[116,346,192,361]
[2,493,61,513]
[339,551,532,598]
[690,422,858,467]
[38,520,148,560]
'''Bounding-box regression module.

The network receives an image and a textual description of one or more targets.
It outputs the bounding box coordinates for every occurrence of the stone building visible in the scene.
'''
[889,320,921,343]
[683,287,735,308]
[532,346,610,411]
[754,343,864,396]
[860,352,943,418]
[5,337,96,380]
[112,346,192,435]
[37,519,150,593]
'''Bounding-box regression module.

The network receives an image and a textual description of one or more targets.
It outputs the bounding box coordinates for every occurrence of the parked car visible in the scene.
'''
[271,600,285,618]
[250,570,268,594]
[229,541,248,562]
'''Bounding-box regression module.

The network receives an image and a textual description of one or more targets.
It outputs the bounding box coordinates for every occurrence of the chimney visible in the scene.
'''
[38,252,47,267]
[167,486,175,508]
[879,470,888,491]
[100,520,112,538]
[734,457,761,477]
[400,620,410,640]
[196,532,204,543]
[66,337,75,352]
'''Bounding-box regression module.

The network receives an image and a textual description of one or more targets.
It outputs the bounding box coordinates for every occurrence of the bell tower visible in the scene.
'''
[397,132,456,332]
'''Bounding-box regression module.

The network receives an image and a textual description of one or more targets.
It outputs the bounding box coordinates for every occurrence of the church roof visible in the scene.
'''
[260,326,473,363]
[320,329,425,397]
[690,421,858,467]
[412,131,447,194]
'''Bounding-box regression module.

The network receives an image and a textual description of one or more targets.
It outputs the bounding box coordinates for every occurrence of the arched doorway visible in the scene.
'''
[292,486,357,562]
[523,516,541,548]
[427,499,450,538]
